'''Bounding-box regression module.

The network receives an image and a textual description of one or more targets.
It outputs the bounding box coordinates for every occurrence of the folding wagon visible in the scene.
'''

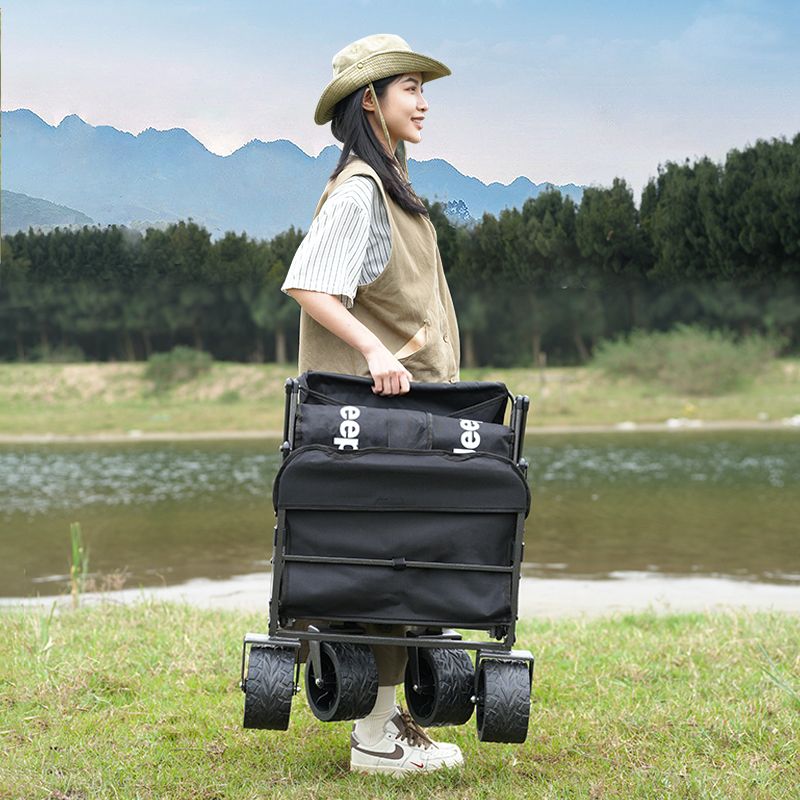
[240,370,534,743]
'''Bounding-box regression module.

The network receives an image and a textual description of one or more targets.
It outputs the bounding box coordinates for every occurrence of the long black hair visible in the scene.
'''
[329,74,429,217]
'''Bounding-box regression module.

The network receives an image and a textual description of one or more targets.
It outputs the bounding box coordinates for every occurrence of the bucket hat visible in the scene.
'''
[315,33,451,178]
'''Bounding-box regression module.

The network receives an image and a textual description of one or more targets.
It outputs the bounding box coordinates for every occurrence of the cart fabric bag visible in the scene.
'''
[273,446,530,628]
[297,371,511,424]
[294,403,514,458]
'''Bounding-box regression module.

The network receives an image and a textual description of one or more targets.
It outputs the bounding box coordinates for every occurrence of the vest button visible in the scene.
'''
[443,333,449,342]
[357,62,364,68]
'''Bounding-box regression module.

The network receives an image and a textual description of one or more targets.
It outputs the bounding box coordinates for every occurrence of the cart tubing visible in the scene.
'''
[305,642,378,722]
[243,646,296,730]
[405,648,475,727]
[476,659,531,743]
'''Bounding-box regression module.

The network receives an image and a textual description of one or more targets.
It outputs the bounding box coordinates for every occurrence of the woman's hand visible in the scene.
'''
[364,342,413,395]
[284,288,413,395]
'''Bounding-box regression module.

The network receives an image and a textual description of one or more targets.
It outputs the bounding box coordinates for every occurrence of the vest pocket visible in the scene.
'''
[396,318,451,380]
[394,322,428,359]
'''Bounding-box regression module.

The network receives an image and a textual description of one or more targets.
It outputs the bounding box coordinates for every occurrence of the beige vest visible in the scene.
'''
[297,156,461,383]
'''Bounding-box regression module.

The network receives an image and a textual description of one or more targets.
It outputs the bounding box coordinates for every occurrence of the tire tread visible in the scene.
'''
[306,642,378,722]
[243,646,295,730]
[476,659,530,743]
[406,647,475,727]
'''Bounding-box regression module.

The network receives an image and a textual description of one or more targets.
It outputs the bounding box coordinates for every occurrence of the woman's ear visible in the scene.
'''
[361,86,376,113]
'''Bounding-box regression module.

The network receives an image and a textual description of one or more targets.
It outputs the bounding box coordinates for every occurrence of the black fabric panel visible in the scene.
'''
[429,415,513,458]
[295,404,430,450]
[280,562,512,626]
[298,371,510,424]
[286,510,515,566]
[274,446,530,514]
[294,404,514,458]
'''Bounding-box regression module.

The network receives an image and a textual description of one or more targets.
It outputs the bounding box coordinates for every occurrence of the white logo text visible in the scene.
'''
[333,405,361,449]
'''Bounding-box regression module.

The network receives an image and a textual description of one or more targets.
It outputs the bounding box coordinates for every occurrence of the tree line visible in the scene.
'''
[1,132,798,366]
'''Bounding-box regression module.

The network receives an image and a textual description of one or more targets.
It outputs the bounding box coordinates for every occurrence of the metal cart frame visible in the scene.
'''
[240,375,535,742]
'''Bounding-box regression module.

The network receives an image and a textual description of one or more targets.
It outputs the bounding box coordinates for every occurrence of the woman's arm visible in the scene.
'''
[286,288,412,395]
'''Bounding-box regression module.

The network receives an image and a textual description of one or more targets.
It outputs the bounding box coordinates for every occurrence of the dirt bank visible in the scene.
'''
[4,572,799,618]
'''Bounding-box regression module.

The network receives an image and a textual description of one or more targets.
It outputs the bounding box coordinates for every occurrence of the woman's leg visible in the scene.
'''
[283,619,407,683]
[365,623,408,686]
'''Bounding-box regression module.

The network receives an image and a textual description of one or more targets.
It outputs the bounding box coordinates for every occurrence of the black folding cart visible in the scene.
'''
[240,371,534,743]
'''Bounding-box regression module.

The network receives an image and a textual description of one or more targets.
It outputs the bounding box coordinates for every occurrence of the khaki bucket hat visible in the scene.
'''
[315,33,451,178]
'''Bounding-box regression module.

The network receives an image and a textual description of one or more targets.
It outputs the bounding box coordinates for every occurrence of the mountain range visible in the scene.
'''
[1,108,583,240]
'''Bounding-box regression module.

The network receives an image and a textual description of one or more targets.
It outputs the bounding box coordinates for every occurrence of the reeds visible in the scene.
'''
[69,521,89,608]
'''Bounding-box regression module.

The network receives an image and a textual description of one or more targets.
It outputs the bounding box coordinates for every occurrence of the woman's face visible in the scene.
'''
[364,71,428,152]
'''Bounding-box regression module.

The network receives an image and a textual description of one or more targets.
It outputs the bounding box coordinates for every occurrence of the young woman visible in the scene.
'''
[281,33,463,776]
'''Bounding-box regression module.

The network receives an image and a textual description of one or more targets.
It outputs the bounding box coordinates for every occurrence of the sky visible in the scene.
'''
[2,0,799,192]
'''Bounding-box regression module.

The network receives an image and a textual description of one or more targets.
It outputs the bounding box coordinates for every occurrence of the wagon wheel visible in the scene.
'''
[475,659,531,743]
[243,645,296,730]
[404,647,475,727]
[305,642,378,722]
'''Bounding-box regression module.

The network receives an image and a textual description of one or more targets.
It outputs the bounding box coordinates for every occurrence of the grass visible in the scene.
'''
[68,522,89,609]
[1,603,798,798]
[0,359,799,436]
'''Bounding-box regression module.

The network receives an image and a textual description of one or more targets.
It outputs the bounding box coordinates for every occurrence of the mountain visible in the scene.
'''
[1,109,583,240]
[1,189,95,234]
[444,198,472,226]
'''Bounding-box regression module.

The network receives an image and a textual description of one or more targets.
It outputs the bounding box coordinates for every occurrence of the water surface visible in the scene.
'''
[1,431,798,598]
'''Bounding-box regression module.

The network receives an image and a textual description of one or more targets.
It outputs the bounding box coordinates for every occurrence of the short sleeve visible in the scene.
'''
[281,188,371,309]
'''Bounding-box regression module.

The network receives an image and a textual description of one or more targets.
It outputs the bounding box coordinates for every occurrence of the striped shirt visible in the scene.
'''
[281,175,392,309]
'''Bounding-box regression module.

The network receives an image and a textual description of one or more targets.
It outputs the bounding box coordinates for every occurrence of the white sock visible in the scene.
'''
[352,685,397,746]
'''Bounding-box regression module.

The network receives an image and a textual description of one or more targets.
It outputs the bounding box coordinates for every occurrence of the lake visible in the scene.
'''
[2,431,799,599]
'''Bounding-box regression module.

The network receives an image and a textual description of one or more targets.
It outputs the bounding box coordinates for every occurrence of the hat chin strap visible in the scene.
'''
[369,80,409,180]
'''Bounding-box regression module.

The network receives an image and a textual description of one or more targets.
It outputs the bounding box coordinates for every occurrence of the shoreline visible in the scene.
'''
[2,418,799,444]
[3,572,799,618]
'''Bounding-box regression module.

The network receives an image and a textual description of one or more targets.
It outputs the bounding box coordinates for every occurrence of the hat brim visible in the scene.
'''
[314,50,451,125]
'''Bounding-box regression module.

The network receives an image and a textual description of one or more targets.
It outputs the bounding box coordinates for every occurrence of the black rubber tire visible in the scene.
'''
[475,659,531,743]
[404,648,475,727]
[243,646,296,730]
[305,642,378,722]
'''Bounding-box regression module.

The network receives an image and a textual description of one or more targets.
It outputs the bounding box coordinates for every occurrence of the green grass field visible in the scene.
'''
[1,603,798,799]
[1,359,799,436]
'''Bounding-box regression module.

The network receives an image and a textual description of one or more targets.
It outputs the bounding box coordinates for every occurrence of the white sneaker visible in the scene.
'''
[350,708,464,776]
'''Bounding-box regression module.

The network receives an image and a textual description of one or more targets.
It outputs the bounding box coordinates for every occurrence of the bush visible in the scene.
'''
[217,389,241,404]
[144,346,213,392]
[592,324,781,395]
[29,344,86,363]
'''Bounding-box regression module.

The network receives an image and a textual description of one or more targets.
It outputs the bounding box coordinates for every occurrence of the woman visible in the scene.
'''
[281,33,463,776]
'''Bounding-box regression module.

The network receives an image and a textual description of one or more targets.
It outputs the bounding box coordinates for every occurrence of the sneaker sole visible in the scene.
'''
[350,758,464,778]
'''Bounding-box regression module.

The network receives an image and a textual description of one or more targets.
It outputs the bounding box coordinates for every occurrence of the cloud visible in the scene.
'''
[655,7,783,69]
